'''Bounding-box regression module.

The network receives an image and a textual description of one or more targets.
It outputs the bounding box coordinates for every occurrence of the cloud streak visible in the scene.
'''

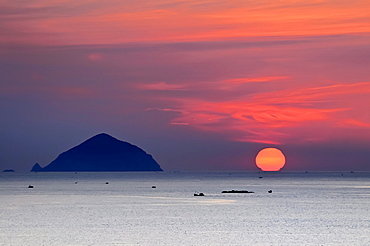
[1,0,369,45]
[137,82,187,91]
[167,82,370,144]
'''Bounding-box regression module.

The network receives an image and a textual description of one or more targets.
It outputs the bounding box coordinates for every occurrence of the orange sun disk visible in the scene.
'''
[255,148,286,171]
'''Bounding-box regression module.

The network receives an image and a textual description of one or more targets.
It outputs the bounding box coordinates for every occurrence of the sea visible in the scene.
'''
[1,171,370,246]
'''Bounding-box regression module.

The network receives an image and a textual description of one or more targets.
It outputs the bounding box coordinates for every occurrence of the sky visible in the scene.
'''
[1,0,370,172]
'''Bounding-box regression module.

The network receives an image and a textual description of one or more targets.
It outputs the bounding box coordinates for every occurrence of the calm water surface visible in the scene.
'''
[1,172,370,245]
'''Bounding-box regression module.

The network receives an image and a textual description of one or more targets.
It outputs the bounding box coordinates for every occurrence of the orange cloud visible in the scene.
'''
[224,76,290,84]
[1,0,369,45]
[171,122,189,126]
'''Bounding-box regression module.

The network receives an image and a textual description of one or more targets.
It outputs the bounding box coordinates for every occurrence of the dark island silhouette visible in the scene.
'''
[31,133,163,172]
[2,169,15,172]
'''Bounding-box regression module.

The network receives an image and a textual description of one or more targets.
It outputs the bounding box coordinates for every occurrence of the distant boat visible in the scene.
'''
[194,192,205,196]
[221,190,254,193]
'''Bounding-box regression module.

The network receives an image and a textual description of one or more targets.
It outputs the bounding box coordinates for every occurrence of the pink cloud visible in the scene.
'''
[340,119,370,128]
[87,53,102,61]
[168,82,370,144]
[224,76,290,84]
[137,82,186,91]
[170,122,189,126]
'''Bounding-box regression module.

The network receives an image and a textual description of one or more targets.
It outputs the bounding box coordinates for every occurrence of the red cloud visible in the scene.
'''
[168,82,370,144]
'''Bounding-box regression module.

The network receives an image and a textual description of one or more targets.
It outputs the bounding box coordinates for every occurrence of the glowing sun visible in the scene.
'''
[255,148,286,171]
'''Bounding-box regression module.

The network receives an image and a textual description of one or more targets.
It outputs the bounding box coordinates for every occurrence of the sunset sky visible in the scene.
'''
[1,0,370,172]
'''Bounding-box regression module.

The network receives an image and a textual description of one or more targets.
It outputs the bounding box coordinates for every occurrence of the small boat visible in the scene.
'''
[221,190,254,193]
[194,192,205,196]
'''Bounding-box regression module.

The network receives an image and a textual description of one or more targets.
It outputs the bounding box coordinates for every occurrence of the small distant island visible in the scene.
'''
[221,190,254,193]
[31,133,163,172]
[2,169,15,172]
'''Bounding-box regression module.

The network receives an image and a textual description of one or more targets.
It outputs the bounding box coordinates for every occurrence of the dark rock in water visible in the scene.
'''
[222,190,254,193]
[2,169,15,172]
[30,133,163,172]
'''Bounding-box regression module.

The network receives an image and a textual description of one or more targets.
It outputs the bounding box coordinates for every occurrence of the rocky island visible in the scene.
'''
[31,133,163,172]
[2,169,15,172]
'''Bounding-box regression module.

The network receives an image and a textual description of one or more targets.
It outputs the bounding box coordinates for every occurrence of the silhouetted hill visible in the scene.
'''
[30,163,43,172]
[31,133,163,172]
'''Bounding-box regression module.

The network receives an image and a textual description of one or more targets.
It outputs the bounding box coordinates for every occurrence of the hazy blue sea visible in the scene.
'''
[1,171,370,245]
